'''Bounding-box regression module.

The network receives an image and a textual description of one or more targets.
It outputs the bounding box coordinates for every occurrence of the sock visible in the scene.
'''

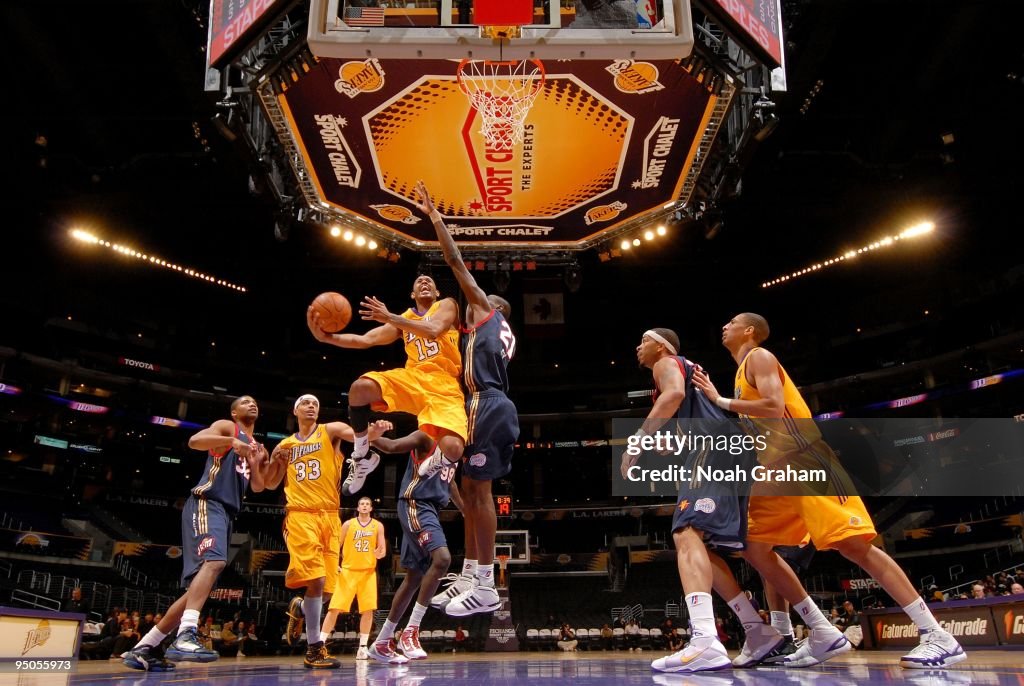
[728,592,763,629]
[177,609,200,635]
[903,597,941,633]
[349,404,370,456]
[476,563,495,588]
[685,592,716,640]
[408,603,428,628]
[793,597,832,632]
[302,596,323,642]
[137,627,168,649]
[462,559,478,579]
[379,619,398,641]
[359,633,369,647]
[771,610,793,637]
[320,631,330,643]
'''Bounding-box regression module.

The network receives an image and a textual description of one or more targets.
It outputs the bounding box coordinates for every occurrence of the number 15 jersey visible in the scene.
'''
[402,300,461,379]
[279,424,343,511]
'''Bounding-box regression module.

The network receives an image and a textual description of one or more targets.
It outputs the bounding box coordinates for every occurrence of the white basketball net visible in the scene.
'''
[457,59,545,151]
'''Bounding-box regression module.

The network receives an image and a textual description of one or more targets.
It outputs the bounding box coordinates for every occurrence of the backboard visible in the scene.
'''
[495,529,530,564]
[308,0,694,61]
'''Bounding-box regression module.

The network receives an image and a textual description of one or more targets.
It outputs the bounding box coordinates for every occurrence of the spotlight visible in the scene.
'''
[355,236,366,246]
[330,226,341,237]
[620,239,631,251]
[644,230,655,241]
[368,240,378,250]
[343,230,354,241]
[632,238,641,246]
[657,225,667,236]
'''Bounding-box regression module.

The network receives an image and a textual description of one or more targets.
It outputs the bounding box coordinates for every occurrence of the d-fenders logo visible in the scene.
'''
[335,59,385,98]
[22,619,51,655]
[606,60,664,94]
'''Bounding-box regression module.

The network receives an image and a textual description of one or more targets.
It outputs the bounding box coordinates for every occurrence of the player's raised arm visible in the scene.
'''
[188,419,250,457]
[414,180,491,323]
[359,295,458,341]
[308,307,401,349]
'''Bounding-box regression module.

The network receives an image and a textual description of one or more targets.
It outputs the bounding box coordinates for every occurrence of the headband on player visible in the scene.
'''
[643,330,677,355]
[294,394,320,410]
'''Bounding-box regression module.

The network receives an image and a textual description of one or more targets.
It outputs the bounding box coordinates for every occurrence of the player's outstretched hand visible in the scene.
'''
[367,419,393,441]
[691,369,721,403]
[359,296,392,324]
[249,442,268,467]
[620,450,639,480]
[231,438,254,459]
[413,180,436,217]
[271,444,290,464]
[307,306,335,344]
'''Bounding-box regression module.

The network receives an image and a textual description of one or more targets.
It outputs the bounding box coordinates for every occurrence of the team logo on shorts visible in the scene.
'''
[417,531,432,547]
[694,498,716,514]
[678,499,690,512]
[469,453,487,467]
[849,516,862,526]
[197,535,216,557]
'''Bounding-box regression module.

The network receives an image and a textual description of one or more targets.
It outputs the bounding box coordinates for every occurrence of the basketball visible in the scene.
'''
[311,292,352,333]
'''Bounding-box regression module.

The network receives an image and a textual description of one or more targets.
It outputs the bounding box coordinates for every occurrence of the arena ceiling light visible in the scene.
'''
[69,228,247,293]
[761,221,935,289]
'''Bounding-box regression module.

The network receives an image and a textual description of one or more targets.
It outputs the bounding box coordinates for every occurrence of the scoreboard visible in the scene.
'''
[495,495,513,517]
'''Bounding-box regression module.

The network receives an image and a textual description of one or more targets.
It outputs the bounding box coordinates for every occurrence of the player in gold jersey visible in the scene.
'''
[263,394,388,669]
[307,275,467,496]
[320,496,386,660]
[693,313,965,670]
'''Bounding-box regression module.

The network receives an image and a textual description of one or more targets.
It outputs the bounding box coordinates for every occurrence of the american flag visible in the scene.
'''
[344,5,386,26]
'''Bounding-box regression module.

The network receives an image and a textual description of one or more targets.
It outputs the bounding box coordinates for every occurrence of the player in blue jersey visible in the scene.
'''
[364,421,463,663]
[622,331,785,673]
[413,181,520,617]
[123,396,266,671]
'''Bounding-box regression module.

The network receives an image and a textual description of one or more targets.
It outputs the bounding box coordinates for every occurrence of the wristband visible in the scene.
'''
[716,396,733,411]
[428,210,443,224]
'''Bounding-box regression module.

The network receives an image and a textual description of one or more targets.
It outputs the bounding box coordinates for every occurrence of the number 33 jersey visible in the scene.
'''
[279,424,343,511]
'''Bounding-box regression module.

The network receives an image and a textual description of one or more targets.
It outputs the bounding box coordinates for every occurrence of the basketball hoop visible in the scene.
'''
[496,554,510,588]
[457,58,545,151]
